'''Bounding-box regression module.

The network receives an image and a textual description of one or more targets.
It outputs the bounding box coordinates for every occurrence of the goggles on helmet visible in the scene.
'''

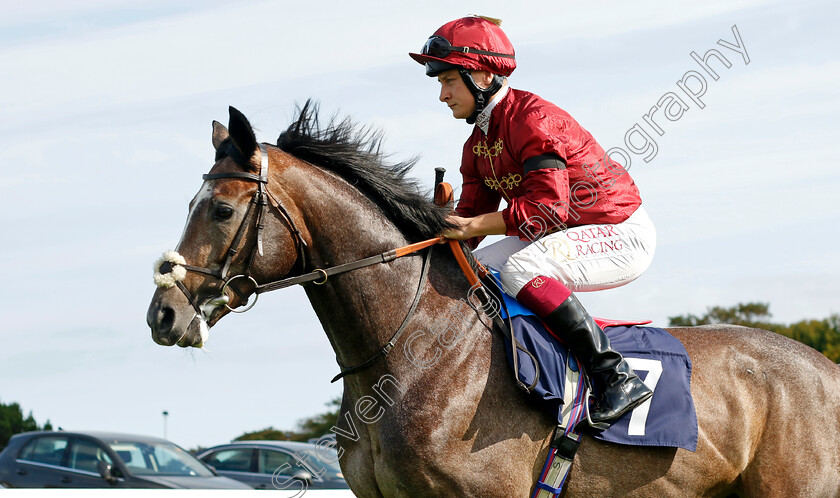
[421,35,515,60]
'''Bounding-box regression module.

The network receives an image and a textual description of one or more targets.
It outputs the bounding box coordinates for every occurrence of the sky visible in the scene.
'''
[1,0,838,452]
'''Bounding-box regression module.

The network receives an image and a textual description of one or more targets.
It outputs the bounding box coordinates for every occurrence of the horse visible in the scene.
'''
[146,104,840,497]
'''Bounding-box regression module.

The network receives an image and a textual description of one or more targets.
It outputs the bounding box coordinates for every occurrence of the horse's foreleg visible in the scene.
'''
[334,392,386,498]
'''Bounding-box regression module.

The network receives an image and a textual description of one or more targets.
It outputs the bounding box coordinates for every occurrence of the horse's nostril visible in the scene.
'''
[150,305,177,346]
[159,307,175,334]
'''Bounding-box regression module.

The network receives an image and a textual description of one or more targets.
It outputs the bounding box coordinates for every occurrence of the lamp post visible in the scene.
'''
[162,410,169,440]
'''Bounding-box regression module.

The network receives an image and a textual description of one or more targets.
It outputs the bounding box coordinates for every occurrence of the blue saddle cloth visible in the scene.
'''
[499,291,698,451]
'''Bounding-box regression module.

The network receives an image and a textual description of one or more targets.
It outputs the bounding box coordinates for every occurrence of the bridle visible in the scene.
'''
[156,143,309,315]
[155,142,442,380]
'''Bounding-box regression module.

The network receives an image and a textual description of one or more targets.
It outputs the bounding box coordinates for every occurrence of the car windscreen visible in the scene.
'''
[108,441,213,477]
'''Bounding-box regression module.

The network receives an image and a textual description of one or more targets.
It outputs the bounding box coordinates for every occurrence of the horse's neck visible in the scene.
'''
[294,168,427,359]
[291,165,487,390]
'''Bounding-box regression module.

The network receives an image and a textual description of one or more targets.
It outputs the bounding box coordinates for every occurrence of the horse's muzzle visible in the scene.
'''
[147,288,205,347]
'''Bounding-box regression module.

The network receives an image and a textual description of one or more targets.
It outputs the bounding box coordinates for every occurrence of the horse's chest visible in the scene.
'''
[337,402,478,494]
[341,437,453,497]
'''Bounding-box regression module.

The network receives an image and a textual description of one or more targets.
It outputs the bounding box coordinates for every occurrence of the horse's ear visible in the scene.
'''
[228,106,258,165]
[212,121,229,150]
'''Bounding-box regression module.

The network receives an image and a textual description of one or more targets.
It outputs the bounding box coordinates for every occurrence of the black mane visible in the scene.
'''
[277,100,453,241]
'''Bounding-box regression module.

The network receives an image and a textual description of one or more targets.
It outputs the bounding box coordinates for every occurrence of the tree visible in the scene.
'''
[235,396,342,443]
[0,400,46,451]
[235,427,296,441]
[294,396,341,441]
[668,302,773,327]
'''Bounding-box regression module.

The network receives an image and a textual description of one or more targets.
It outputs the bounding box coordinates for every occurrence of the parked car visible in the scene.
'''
[196,440,348,490]
[0,431,251,489]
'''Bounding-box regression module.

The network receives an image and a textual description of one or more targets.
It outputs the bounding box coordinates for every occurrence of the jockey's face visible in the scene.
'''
[437,69,494,120]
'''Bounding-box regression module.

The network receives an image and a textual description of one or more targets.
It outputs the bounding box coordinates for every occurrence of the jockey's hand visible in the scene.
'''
[442,215,473,240]
[441,212,506,240]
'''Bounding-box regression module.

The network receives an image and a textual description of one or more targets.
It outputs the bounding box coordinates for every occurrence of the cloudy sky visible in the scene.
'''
[1,0,837,451]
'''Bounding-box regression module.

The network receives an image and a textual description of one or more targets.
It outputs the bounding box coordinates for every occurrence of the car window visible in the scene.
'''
[258,449,296,476]
[203,448,253,473]
[17,436,69,467]
[107,441,213,477]
[299,447,342,474]
[68,439,113,473]
[112,444,145,472]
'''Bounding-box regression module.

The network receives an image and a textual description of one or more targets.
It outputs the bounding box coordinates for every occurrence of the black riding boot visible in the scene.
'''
[543,294,653,425]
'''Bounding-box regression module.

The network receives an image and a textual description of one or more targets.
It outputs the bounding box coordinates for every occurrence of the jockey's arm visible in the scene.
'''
[442,212,505,240]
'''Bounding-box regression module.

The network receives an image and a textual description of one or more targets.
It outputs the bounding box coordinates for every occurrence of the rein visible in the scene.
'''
[254,236,443,294]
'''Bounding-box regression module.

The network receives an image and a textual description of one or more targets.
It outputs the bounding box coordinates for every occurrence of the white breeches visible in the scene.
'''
[474,206,656,297]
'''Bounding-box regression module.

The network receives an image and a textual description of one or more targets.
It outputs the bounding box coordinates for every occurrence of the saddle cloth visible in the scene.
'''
[498,291,698,451]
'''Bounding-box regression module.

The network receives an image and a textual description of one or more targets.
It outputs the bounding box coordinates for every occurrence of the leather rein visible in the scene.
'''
[157,143,444,380]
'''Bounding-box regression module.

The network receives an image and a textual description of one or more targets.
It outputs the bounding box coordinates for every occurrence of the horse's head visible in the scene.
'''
[146,107,303,347]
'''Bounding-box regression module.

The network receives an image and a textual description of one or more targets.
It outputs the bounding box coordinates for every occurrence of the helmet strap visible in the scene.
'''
[458,69,505,124]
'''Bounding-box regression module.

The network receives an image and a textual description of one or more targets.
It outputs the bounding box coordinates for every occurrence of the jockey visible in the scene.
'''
[409,16,656,424]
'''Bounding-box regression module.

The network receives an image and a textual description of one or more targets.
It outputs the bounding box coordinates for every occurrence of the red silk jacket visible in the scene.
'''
[456,88,642,248]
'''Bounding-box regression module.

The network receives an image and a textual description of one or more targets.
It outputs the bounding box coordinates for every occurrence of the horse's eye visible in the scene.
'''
[214,205,234,221]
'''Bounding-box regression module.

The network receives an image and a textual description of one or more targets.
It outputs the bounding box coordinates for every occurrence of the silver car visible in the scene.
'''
[197,440,349,490]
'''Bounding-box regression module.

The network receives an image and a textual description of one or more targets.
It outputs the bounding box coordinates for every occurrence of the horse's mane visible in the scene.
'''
[277,100,454,241]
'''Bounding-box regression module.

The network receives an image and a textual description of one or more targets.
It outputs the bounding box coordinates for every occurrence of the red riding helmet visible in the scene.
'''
[409,16,516,77]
